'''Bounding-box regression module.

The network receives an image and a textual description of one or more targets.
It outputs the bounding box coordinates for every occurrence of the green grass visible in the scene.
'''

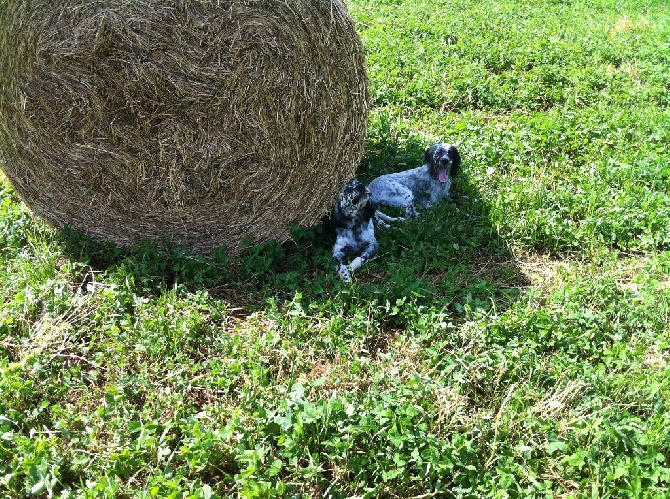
[1,0,670,497]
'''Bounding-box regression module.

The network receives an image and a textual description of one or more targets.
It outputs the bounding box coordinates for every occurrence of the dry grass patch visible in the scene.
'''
[609,14,651,35]
[516,253,572,296]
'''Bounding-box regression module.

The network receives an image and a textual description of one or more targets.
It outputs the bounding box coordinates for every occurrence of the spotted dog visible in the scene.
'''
[331,179,378,282]
[368,143,461,224]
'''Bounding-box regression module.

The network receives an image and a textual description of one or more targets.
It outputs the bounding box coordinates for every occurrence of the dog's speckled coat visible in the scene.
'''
[368,143,461,224]
[331,179,378,281]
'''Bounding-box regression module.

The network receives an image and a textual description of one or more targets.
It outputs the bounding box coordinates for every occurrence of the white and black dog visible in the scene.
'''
[368,143,461,224]
[331,179,378,282]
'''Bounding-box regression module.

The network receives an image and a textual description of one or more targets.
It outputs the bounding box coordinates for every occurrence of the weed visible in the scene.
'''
[2,0,670,496]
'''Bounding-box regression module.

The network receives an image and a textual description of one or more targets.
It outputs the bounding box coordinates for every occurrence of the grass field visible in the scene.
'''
[2,0,670,497]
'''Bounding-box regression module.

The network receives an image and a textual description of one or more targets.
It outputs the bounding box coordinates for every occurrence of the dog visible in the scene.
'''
[331,179,378,282]
[368,142,461,224]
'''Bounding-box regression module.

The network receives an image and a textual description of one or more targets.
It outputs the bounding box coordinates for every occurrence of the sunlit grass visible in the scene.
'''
[1,0,670,496]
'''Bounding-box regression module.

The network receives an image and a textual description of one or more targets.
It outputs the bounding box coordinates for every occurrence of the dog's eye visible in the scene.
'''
[352,195,360,204]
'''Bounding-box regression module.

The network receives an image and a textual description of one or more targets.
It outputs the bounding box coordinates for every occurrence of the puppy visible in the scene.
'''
[368,143,461,223]
[331,179,378,282]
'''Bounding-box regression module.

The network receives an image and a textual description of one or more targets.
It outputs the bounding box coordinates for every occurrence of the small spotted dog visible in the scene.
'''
[368,142,461,224]
[331,179,378,282]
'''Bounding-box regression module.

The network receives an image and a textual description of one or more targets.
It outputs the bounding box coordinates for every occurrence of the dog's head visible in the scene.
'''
[338,178,371,212]
[424,143,461,183]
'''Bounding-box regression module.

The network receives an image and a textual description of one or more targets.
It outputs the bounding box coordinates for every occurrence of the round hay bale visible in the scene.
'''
[0,0,369,255]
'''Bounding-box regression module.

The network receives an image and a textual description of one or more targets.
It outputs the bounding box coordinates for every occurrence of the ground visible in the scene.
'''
[1,0,670,497]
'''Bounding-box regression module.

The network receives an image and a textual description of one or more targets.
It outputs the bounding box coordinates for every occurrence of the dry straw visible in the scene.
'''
[0,0,369,254]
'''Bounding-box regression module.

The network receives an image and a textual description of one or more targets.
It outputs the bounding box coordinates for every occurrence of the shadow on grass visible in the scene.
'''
[59,135,529,328]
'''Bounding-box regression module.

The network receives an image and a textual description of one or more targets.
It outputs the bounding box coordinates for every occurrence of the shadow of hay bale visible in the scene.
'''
[0,0,369,255]
[57,134,532,329]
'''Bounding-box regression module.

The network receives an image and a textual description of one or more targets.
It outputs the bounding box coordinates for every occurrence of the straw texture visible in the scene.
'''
[0,0,369,254]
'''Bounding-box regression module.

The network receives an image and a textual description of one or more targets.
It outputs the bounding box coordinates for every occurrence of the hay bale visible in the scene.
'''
[0,0,369,255]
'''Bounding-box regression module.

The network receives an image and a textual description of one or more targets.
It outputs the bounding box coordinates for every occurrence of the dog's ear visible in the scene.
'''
[363,198,376,220]
[449,145,461,176]
[424,144,436,165]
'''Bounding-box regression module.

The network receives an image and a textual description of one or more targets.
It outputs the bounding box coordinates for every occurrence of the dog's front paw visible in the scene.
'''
[336,263,351,282]
[374,218,391,229]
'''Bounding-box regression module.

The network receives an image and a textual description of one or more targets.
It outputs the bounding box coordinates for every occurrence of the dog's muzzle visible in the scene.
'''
[437,157,451,182]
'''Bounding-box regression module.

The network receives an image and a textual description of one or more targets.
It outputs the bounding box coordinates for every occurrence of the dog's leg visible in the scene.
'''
[370,181,417,221]
[374,210,404,227]
[405,205,419,219]
[332,238,352,282]
[336,263,351,281]
[349,238,378,273]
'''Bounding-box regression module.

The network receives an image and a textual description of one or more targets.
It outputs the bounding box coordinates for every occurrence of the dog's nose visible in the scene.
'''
[439,157,450,166]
